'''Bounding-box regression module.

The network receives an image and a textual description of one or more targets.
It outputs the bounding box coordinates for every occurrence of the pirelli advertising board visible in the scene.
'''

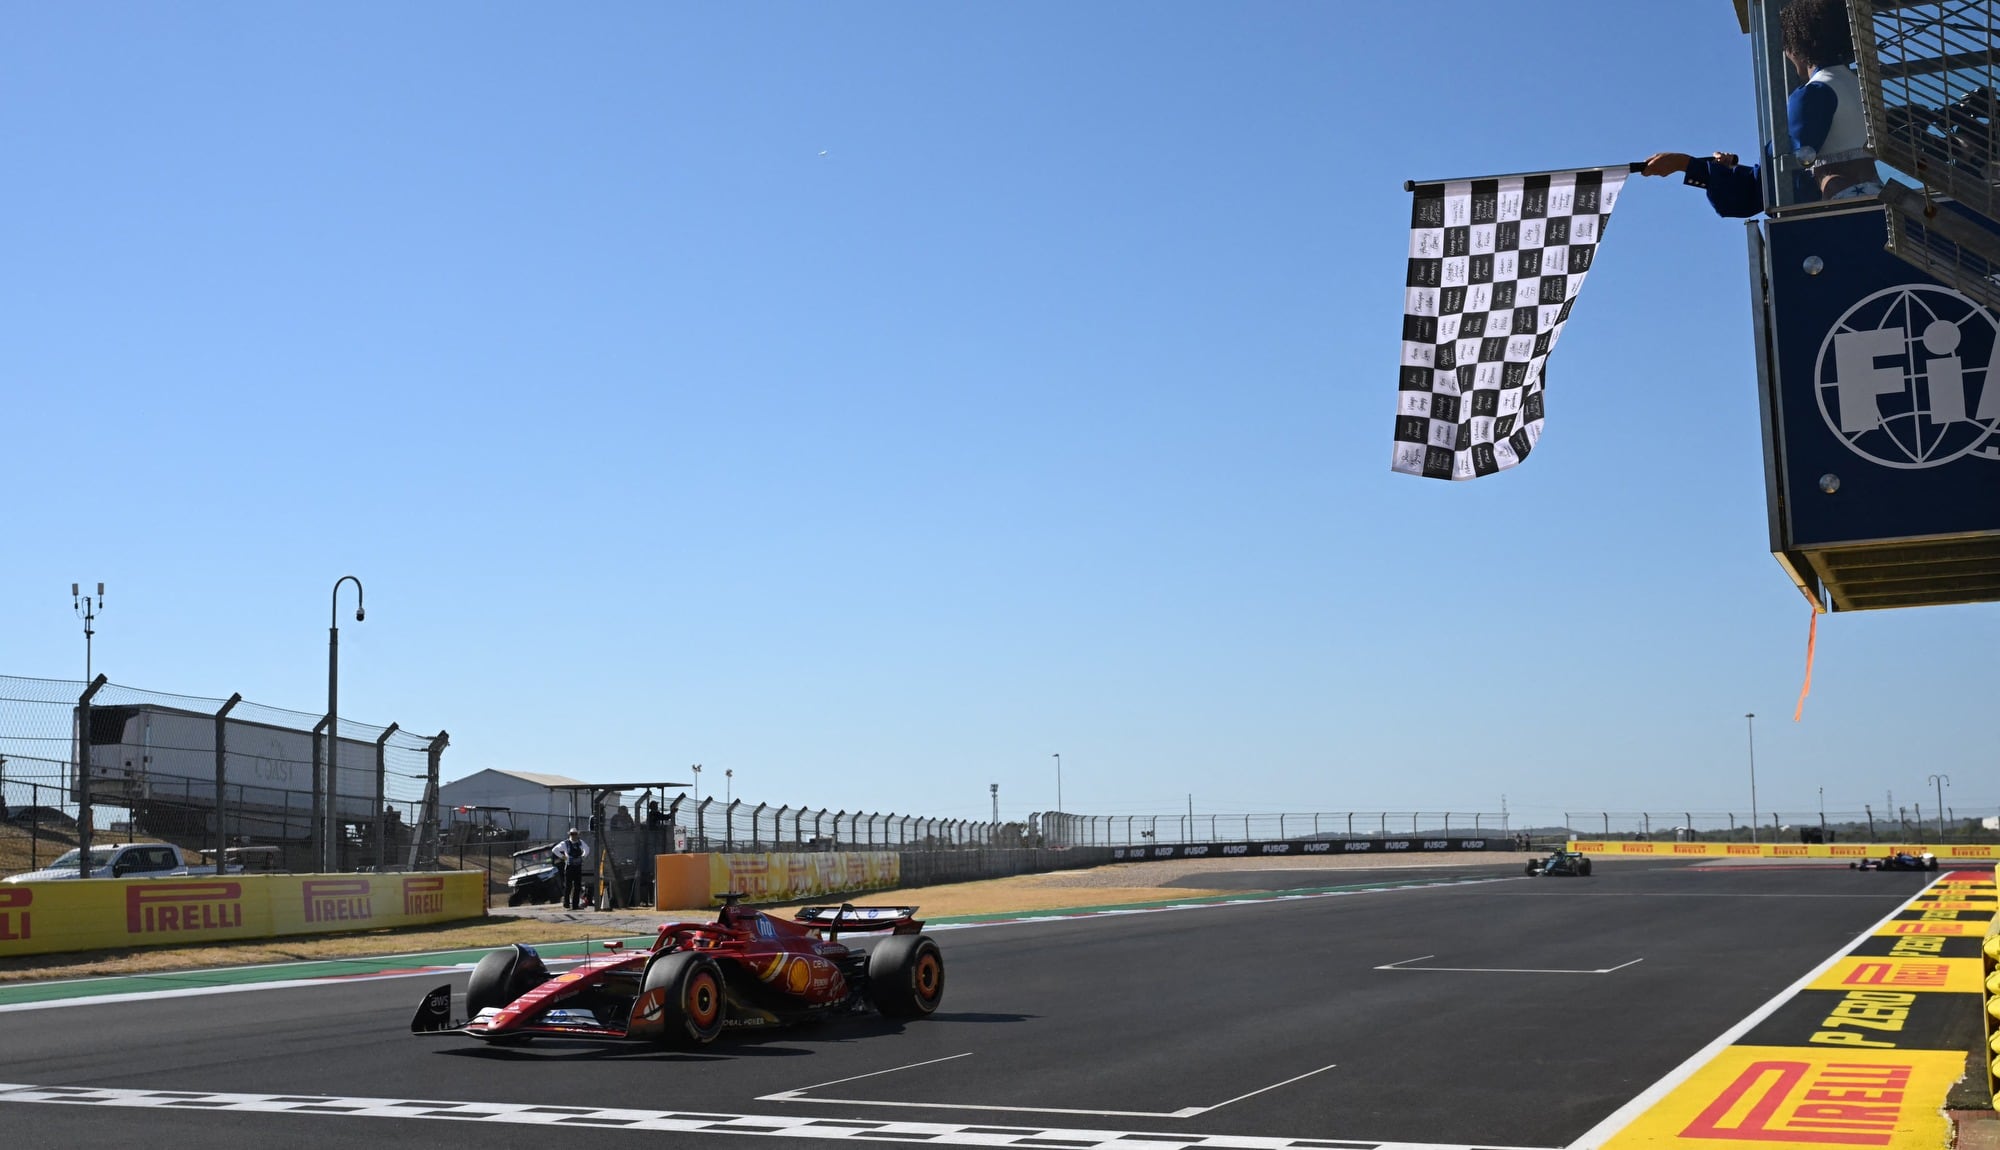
[0,872,485,959]
[1566,841,1978,859]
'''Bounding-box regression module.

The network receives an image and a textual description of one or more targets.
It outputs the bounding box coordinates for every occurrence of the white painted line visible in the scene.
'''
[0,1081,1560,1150]
[1195,1063,1340,1115]
[1563,872,1957,1150]
[1376,955,1643,974]
[765,1056,1340,1120]
[763,1052,974,1097]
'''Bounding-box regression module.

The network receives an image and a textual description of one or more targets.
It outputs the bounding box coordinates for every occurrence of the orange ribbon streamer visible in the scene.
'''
[1793,601,1822,720]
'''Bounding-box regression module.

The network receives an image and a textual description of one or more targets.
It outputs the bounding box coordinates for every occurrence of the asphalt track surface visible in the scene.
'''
[0,858,1947,1150]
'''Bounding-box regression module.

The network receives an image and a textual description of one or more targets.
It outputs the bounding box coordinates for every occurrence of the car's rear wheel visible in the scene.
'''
[641,952,727,1047]
[1578,859,1593,876]
[868,935,945,1018]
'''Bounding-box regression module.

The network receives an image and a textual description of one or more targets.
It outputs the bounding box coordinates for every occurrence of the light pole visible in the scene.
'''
[1051,753,1063,848]
[725,768,733,805]
[1745,713,1759,845]
[692,764,702,800]
[1928,774,1950,842]
[328,576,364,872]
[72,582,105,681]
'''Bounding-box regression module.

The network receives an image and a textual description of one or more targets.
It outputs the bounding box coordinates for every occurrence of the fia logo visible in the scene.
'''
[1814,284,2000,467]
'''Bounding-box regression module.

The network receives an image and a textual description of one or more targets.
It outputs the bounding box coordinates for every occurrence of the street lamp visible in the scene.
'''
[692,764,702,800]
[725,768,733,804]
[1051,753,1062,813]
[72,582,105,681]
[1928,774,1950,842]
[328,576,364,872]
[1745,713,1759,845]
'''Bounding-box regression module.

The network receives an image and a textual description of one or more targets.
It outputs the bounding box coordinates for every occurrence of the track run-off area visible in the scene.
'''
[0,857,1985,1150]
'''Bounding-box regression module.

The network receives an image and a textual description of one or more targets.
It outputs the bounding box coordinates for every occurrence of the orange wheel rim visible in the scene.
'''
[916,954,940,997]
[688,972,721,1027]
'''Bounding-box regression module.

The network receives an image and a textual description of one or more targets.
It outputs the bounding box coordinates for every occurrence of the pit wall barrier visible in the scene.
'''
[655,847,1121,910]
[0,871,486,960]
[1567,840,1973,858]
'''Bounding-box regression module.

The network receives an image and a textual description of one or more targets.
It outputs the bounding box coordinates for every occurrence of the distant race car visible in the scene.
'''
[1526,848,1593,877]
[410,895,944,1047]
[1850,851,1938,872]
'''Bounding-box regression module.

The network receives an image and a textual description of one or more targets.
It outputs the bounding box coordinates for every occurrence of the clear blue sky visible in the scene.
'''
[4,3,1991,832]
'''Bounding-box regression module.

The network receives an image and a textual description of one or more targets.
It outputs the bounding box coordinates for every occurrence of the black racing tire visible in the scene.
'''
[1525,861,1543,876]
[641,952,726,1047]
[467,944,551,1017]
[868,934,945,1018]
[1578,859,1593,877]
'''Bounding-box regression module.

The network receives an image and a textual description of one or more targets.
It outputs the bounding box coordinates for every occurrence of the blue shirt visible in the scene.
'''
[1681,78,1849,217]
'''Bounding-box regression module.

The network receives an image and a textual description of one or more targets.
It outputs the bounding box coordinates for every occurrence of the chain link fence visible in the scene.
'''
[0,674,444,875]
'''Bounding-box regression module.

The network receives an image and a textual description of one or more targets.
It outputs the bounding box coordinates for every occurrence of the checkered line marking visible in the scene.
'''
[0,1083,1550,1150]
[1391,167,1628,480]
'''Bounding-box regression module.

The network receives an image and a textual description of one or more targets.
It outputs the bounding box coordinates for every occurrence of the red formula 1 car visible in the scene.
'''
[410,895,944,1047]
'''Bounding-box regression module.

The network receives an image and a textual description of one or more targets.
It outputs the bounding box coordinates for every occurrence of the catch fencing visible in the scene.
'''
[0,674,444,874]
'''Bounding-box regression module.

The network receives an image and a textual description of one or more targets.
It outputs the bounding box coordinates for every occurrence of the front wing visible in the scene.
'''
[409,984,653,1042]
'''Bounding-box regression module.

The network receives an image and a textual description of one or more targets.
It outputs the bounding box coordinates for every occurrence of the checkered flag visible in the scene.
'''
[1392,166,1631,480]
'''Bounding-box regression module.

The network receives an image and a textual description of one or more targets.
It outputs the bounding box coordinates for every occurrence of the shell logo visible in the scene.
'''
[785,957,813,993]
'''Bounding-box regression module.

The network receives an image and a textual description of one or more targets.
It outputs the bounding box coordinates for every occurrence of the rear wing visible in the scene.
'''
[793,904,924,937]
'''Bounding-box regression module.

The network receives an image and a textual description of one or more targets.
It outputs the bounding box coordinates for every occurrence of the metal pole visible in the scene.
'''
[329,576,364,873]
[1745,713,1760,845]
[374,723,399,872]
[73,582,105,684]
[213,694,242,868]
[76,675,107,865]
[1928,775,1950,842]
[310,716,328,872]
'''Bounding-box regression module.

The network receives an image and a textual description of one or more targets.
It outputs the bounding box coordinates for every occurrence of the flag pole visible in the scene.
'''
[1404,161,1645,193]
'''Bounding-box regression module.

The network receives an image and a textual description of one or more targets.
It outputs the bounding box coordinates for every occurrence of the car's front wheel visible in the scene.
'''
[641,952,727,1047]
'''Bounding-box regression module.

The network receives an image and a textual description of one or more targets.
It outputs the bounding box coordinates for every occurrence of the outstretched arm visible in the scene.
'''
[1643,151,1763,218]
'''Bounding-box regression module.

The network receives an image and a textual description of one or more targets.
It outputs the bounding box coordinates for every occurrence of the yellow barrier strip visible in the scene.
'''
[0,872,485,960]
[1986,864,2000,1111]
[1567,840,1982,859]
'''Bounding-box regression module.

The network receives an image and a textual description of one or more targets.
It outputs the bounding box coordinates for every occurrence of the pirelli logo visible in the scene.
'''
[0,886,29,941]
[126,881,243,934]
[402,876,445,916]
[1838,961,1948,989]
[302,878,374,925]
[1682,1060,1911,1145]
[1884,921,1972,935]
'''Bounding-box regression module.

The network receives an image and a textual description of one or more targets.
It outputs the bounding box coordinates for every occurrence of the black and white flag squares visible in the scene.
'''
[1392,166,1628,480]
